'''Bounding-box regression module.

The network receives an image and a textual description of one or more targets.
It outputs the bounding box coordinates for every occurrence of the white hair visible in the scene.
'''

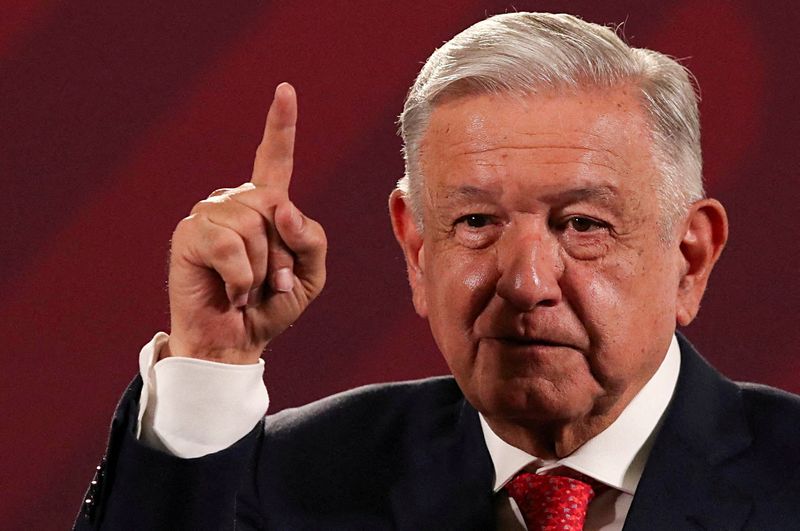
[397,12,704,237]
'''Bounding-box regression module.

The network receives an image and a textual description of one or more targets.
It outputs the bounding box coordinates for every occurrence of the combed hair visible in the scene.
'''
[397,12,704,236]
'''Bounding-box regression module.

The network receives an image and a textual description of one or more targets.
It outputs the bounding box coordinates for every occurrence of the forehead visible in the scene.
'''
[419,87,656,197]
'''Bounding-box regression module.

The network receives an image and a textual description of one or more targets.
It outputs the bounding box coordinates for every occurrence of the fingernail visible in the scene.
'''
[275,82,290,100]
[233,292,248,308]
[247,287,261,307]
[274,268,294,292]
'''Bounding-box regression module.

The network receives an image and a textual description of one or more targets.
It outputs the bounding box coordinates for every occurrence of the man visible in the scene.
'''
[75,12,800,530]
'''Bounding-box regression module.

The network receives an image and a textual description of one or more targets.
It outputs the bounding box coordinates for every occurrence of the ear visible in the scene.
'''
[389,188,428,317]
[675,198,729,326]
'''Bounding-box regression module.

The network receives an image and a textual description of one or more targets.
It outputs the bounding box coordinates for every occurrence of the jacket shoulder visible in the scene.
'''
[256,376,472,520]
[264,375,463,443]
[738,381,800,442]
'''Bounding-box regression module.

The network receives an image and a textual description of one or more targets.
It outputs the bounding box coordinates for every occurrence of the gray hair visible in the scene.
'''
[397,12,704,236]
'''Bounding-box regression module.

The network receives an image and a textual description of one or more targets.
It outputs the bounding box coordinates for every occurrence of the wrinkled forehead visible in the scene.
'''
[419,88,657,192]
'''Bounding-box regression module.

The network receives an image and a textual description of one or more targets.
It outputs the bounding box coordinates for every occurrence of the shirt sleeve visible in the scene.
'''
[136,332,270,458]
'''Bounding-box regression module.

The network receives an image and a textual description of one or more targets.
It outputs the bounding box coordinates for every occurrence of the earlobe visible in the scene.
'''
[675,199,729,326]
[388,189,428,317]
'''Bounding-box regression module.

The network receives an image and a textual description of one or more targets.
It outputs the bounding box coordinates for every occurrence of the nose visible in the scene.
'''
[495,220,563,310]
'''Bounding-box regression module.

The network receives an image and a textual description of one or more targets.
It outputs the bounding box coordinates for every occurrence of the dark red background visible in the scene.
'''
[3,1,798,528]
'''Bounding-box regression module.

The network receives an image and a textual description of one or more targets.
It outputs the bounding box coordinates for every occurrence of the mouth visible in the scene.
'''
[491,336,572,349]
[490,336,565,347]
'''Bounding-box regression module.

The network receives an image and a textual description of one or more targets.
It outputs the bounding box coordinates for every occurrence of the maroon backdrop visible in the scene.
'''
[3,1,799,528]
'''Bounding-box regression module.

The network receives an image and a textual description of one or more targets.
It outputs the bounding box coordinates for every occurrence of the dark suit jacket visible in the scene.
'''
[74,335,800,530]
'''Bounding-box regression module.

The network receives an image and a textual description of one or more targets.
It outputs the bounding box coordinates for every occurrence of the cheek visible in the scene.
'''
[568,254,677,376]
[425,248,498,333]
[562,254,642,345]
[564,267,623,339]
[579,249,659,305]
[586,271,624,308]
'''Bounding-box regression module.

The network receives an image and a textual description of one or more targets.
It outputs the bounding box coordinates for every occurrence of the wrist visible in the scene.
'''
[163,336,264,365]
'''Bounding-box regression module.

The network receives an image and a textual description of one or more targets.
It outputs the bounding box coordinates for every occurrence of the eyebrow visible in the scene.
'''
[540,186,620,206]
[439,185,502,203]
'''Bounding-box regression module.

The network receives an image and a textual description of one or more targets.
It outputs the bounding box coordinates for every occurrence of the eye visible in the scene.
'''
[457,214,491,228]
[558,215,612,260]
[453,213,501,249]
[565,216,606,233]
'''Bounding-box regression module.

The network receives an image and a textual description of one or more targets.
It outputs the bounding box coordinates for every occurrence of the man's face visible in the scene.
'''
[407,88,686,429]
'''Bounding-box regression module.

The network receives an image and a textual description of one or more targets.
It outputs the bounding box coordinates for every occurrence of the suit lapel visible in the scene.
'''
[390,399,495,530]
[623,334,753,531]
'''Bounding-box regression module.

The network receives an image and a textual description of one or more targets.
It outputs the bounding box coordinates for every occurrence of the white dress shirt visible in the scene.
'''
[137,333,680,529]
[137,332,269,457]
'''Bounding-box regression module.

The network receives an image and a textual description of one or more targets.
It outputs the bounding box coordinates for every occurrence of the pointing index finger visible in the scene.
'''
[251,82,297,192]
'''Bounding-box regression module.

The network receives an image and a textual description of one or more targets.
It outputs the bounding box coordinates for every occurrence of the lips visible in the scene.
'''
[486,336,575,350]
[473,313,586,353]
[491,336,572,349]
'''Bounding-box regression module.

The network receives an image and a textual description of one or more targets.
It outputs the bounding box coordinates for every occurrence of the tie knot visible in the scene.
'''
[506,470,599,530]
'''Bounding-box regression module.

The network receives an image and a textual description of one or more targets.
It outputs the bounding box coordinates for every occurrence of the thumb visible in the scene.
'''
[274,201,327,297]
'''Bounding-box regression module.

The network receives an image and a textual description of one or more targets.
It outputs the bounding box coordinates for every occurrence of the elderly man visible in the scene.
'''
[75,12,800,531]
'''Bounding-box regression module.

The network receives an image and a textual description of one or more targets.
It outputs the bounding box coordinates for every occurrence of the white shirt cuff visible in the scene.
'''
[136,332,269,458]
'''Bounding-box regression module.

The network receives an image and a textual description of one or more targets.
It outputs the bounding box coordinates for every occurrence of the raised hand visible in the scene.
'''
[164,83,327,364]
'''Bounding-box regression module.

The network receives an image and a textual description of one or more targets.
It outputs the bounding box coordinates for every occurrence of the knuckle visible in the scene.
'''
[226,277,252,295]
[191,198,219,214]
[317,227,329,249]
[238,208,267,237]
[310,234,327,253]
[307,221,328,249]
[235,187,278,215]
[207,183,254,201]
[230,268,254,289]
[208,187,232,198]
[208,232,241,261]
[172,214,198,240]
[224,182,257,197]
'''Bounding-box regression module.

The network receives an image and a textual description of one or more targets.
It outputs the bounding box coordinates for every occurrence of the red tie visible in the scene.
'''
[505,470,601,530]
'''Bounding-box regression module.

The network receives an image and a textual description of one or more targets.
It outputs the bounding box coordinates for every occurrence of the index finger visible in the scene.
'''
[251,82,297,191]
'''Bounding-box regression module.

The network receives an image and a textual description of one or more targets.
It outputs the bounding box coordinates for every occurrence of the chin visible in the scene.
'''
[474,375,601,424]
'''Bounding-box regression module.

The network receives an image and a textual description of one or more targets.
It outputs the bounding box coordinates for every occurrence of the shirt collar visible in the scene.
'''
[480,334,681,495]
